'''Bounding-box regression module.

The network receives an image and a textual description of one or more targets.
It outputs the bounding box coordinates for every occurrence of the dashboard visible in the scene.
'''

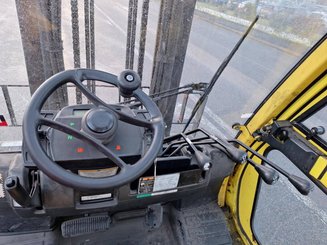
[5,104,236,217]
[49,104,146,170]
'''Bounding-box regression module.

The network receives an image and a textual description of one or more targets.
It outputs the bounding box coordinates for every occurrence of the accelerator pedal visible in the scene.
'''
[61,215,111,238]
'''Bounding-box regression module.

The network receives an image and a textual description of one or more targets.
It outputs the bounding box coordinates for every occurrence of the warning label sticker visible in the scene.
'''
[138,173,180,194]
[153,173,180,192]
[138,176,155,194]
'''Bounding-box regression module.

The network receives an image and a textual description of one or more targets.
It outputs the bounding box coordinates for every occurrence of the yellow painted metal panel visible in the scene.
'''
[279,75,327,120]
[321,173,327,187]
[218,177,229,207]
[236,145,268,244]
[309,156,327,178]
[225,141,266,245]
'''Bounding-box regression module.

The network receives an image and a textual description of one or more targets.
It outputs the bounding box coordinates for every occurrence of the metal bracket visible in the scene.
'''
[260,120,323,174]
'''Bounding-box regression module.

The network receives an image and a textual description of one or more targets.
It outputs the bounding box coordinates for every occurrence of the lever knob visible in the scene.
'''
[118,70,141,98]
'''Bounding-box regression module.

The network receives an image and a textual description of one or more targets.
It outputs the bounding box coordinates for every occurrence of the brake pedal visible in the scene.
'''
[61,215,111,238]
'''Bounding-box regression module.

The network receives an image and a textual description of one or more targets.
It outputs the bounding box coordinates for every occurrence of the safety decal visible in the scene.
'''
[0,115,8,127]
[0,173,5,198]
[137,173,180,198]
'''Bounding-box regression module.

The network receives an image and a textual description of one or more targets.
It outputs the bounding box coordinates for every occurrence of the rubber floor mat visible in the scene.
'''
[0,201,232,245]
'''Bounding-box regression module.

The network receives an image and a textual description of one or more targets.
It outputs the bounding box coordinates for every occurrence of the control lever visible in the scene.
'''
[164,128,313,195]
[5,176,32,207]
[164,130,245,170]
[200,130,278,185]
[229,139,314,195]
[184,128,247,164]
[247,159,279,185]
[288,174,314,196]
[182,134,211,171]
[193,150,212,171]
[209,134,247,164]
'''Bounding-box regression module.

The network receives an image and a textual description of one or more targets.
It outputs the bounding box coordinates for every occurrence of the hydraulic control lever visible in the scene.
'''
[181,133,212,171]
[164,128,313,195]
[164,129,247,164]
[229,139,314,195]
[193,130,279,185]
[247,158,279,185]
[164,130,278,180]
[201,132,247,164]
[163,132,212,170]
[196,131,279,185]
[193,150,212,171]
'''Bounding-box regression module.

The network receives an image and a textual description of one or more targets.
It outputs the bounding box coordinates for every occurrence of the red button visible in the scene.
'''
[115,145,121,151]
[76,147,84,153]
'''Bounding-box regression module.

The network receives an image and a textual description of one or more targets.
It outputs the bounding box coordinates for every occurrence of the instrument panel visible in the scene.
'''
[49,104,145,165]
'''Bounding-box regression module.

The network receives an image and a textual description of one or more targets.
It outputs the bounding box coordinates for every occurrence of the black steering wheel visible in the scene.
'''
[23,69,164,191]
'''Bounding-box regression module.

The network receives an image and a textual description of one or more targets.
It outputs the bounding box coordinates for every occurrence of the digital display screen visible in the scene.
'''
[73,109,89,116]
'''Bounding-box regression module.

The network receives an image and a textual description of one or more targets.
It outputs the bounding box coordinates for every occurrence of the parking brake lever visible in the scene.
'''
[5,176,32,207]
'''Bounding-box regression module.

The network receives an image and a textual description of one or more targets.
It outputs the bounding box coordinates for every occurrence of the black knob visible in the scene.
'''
[5,176,33,207]
[118,70,141,98]
[5,176,16,188]
[311,126,325,136]
[82,108,118,144]
[86,109,114,133]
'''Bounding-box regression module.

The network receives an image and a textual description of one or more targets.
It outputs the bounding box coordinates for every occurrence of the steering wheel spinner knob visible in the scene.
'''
[118,70,141,98]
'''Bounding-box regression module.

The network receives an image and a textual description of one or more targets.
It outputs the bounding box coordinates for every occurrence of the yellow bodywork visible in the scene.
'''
[310,156,327,188]
[224,38,327,244]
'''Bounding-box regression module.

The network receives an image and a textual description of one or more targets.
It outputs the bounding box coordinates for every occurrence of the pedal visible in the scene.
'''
[145,204,163,229]
[61,215,111,238]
